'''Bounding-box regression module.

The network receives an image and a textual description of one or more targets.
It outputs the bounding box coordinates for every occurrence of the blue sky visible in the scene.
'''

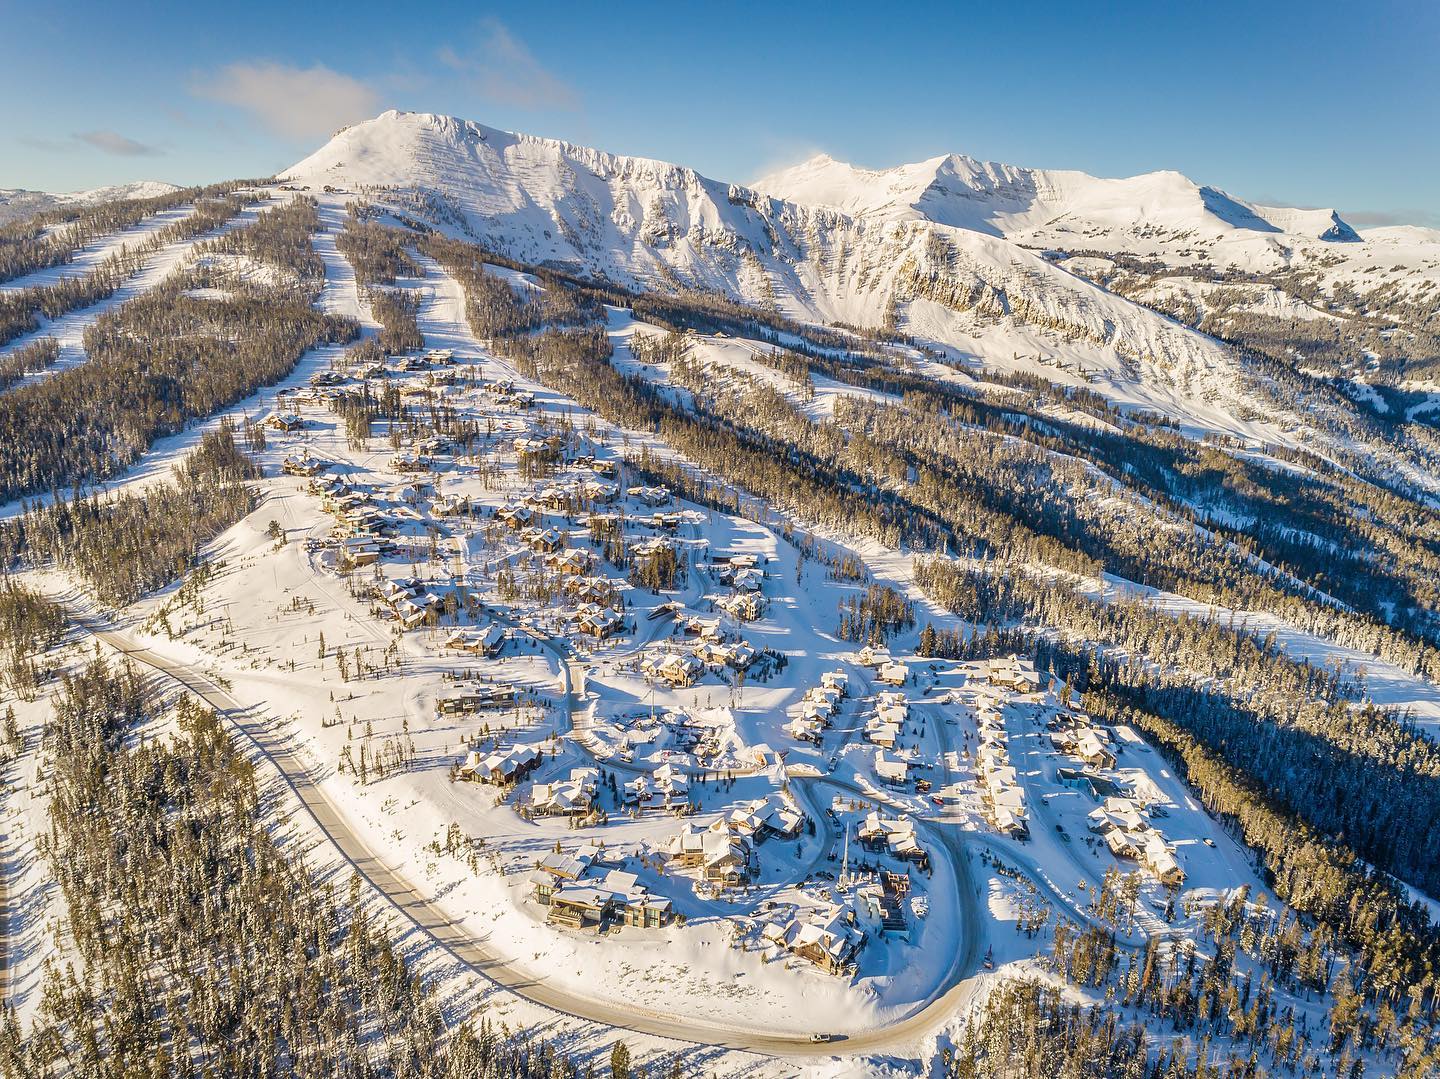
[2,0,1436,225]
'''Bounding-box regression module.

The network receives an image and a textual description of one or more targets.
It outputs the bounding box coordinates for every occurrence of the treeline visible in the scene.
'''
[631,349,1440,913]
[334,216,426,359]
[837,583,914,644]
[837,390,1440,680]
[196,193,323,281]
[1092,253,1440,387]
[946,978,1262,1078]
[1043,905,1438,1076]
[0,423,259,607]
[423,235,602,337]
[0,179,257,284]
[0,579,65,699]
[695,334,1440,692]
[0,197,356,502]
[913,599,1440,1011]
[372,289,424,355]
[0,336,59,392]
[768,336,1440,675]
[0,192,261,347]
[1040,885,1440,1075]
[338,211,422,289]
[1083,686,1440,1012]
[439,228,1440,688]
[0,658,596,1078]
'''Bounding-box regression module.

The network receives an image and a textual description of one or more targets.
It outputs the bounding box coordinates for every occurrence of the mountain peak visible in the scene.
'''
[759,149,1362,243]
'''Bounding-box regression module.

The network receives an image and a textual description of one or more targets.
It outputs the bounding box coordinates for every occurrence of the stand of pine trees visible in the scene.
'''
[0,337,59,393]
[0,658,595,1078]
[0,197,356,502]
[0,180,262,284]
[0,580,65,700]
[0,422,260,607]
[0,191,263,347]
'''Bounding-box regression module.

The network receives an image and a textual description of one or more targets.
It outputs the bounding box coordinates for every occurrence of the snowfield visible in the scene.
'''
[3,109,1438,1077]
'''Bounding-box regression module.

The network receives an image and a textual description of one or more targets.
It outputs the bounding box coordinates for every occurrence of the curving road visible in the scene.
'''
[57,601,991,1057]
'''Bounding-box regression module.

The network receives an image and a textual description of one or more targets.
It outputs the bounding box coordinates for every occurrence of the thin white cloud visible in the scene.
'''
[438,18,578,110]
[76,130,162,157]
[192,61,381,140]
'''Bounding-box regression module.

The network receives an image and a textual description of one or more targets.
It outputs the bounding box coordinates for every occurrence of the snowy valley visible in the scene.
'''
[0,109,1437,1078]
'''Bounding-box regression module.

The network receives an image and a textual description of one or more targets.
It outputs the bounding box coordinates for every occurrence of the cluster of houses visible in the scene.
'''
[482,376,534,409]
[495,503,536,531]
[601,707,763,771]
[574,602,626,640]
[710,552,763,587]
[1048,711,1118,770]
[530,847,673,931]
[636,509,687,531]
[518,524,567,556]
[716,591,767,621]
[530,767,600,817]
[709,552,766,621]
[638,614,759,690]
[529,473,620,510]
[514,434,565,465]
[502,503,631,633]
[856,810,927,867]
[666,792,804,889]
[785,670,850,743]
[628,485,671,507]
[756,903,867,976]
[264,409,305,432]
[642,649,705,689]
[1087,797,1185,886]
[378,577,449,630]
[976,699,1028,838]
[437,682,519,716]
[309,472,462,572]
[444,624,507,657]
[277,348,470,416]
[874,749,910,787]
[623,762,690,809]
[282,450,327,477]
[631,534,676,565]
[364,347,458,373]
[864,690,909,749]
[459,742,543,785]
[432,491,473,517]
[569,453,617,477]
[987,656,1048,695]
[859,646,909,688]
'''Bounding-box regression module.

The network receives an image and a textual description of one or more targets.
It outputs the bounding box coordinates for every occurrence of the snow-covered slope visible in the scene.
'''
[756,152,1362,242]
[759,149,1440,319]
[280,112,1440,486]
[0,180,180,225]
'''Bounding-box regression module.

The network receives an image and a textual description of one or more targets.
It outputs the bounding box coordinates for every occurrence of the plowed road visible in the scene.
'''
[64,605,984,1057]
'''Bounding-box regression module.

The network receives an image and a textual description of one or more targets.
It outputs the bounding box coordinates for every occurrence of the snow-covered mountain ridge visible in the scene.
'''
[757,151,1362,242]
[0,180,180,225]
[283,111,1439,483]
